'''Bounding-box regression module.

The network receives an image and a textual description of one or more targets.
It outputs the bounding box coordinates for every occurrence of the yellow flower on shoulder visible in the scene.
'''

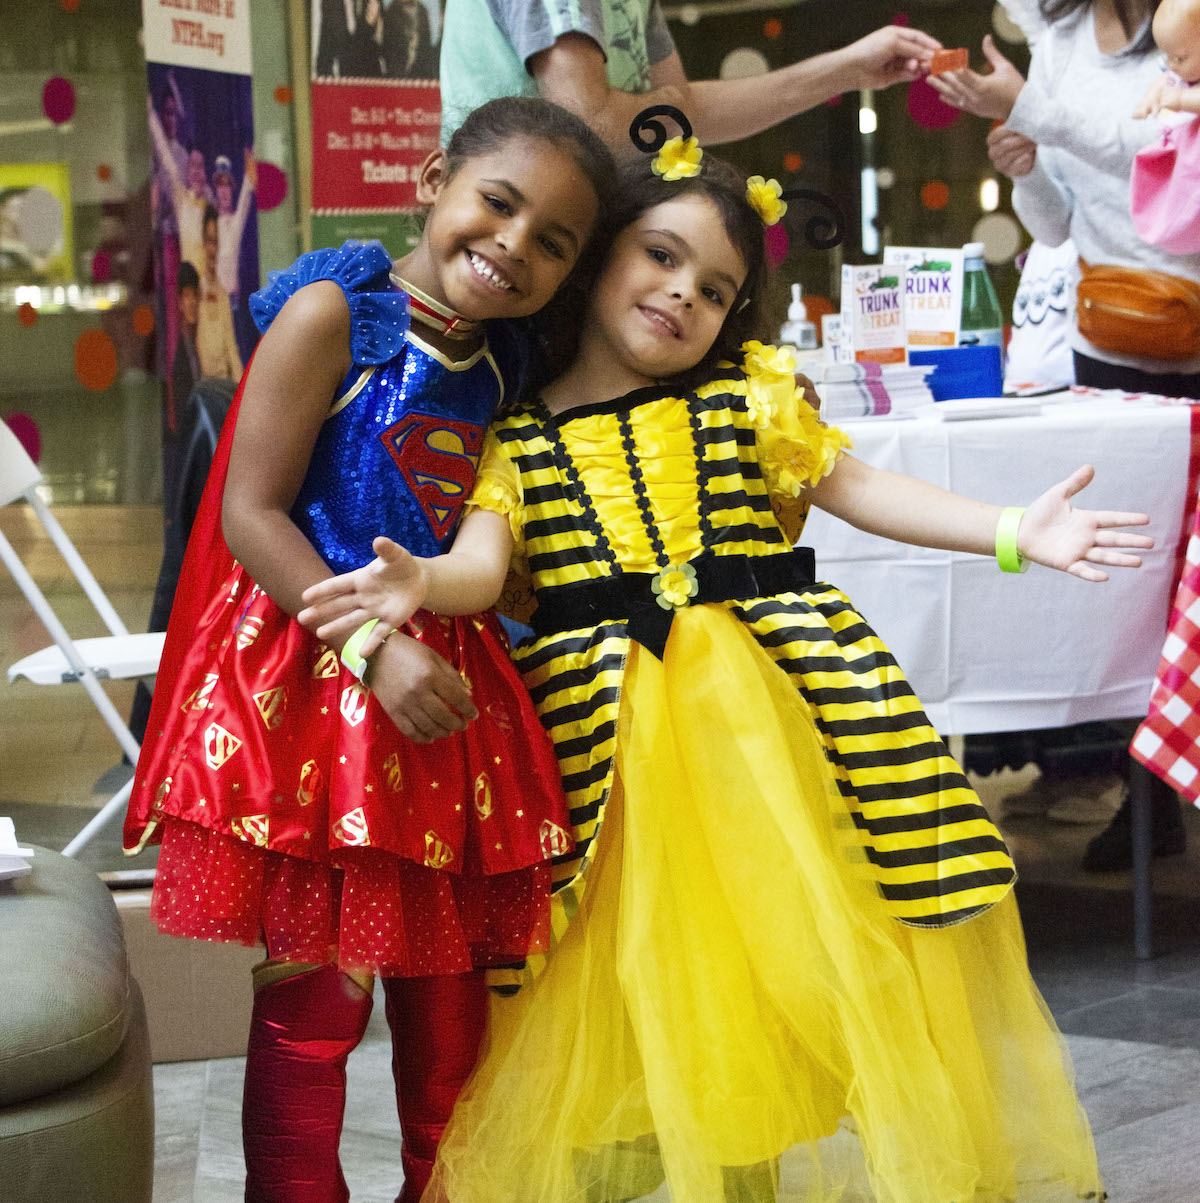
[743,340,797,380]
[652,136,704,181]
[746,176,787,227]
[651,561,700,611]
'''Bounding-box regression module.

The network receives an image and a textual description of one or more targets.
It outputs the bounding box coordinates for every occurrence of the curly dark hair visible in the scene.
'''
[529,152,768,392]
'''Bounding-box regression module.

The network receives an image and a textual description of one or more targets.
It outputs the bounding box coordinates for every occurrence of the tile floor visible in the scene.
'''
[6,504,1200,1200]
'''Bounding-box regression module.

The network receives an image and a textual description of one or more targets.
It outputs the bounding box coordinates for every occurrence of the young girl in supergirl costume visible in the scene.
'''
[123,98,613,1203]
[301,131,1153,1202]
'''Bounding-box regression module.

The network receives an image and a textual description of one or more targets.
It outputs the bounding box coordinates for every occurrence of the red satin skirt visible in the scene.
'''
[126,560,573,977]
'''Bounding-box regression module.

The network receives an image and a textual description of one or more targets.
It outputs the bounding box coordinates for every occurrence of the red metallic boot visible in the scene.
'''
[242,963,373,1203]
[383,970,487,1203]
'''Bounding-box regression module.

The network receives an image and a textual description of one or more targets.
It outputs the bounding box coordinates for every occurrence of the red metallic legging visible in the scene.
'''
[242,963,487,1203]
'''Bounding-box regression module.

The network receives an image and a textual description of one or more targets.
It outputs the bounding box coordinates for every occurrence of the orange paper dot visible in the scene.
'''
[783,152,804,174]
[921,180,950,211]
[61,0,81,10]
[803,294,836,322]
[18,302,37,328]
[132,304,155,337]
[97,163,112,182]
[274,85,293,104]
[74,329,118,392]
[763,18,783,38]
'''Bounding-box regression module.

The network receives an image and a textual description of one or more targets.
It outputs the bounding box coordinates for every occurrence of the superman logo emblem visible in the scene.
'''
[204,722,242,769]
[424,829,454,870]
[380,412,484,540]
[253,686,287,730]
[298,758,322,807]
[333,807,371,847]
[474,771,493,819]
[539,820,572,858]
[312,645,340,679]
[340,683,369,727]
[231,814,270,847]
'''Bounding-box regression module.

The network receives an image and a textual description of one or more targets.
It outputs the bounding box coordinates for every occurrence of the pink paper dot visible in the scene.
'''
[91,250,111,283]
[5,413,42,463]
[42,77,76,125]
[892,12,910,26]
[906,77,960,131]
[765,222,789,270]
[256,162,289,212]
[826,93,844,107]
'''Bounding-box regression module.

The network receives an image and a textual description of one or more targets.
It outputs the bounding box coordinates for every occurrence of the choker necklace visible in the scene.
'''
[391,273,480,339]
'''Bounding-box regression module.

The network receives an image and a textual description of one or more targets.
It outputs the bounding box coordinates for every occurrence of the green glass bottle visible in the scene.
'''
[959,242,1004,349]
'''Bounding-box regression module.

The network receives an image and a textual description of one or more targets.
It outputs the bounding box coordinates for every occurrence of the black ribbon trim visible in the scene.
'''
[529,548,817,660]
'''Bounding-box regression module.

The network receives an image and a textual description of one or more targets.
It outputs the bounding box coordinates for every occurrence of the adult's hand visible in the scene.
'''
[928,35,1025,120]
[988,125,1037,178]
[837,25,942,91]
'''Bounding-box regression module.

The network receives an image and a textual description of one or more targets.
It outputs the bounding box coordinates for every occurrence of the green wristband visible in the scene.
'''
[995,506,1028,574]
[340,618,381,681]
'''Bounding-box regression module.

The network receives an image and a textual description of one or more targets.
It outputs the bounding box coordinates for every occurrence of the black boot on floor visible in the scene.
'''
[1081,780,1187,872]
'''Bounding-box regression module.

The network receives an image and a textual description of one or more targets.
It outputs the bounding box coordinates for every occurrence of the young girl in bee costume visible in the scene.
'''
[301,114,1137,1201]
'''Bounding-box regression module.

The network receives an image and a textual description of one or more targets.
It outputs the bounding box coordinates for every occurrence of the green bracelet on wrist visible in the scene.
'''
[341,618,381,681]
[995,506,1028,574]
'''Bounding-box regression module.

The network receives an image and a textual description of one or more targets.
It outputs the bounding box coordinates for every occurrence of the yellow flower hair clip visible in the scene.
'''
[652,135,704,181]
[746,176,787,227]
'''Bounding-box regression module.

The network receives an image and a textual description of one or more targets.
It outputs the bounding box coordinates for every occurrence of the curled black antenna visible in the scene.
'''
[629,105,693,154]
[778,187,846,251]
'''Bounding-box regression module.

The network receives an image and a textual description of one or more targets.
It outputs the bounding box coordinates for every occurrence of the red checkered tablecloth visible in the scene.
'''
[1132,404,1200,807]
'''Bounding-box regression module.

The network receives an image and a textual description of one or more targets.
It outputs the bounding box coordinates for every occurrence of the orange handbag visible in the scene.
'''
[1077,259,1200,361]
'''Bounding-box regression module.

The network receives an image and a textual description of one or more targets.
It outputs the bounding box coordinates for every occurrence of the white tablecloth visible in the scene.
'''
[801,395,1191,735]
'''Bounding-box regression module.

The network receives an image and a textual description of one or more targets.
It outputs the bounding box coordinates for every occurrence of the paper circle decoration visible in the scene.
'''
[61,0,81,10]
[876,167,897,189]
[907,77,959,131]
[5,413,42,463]
[678,4,701,24]
[992,4,1027,43]
[17,303,37,328]
[921,180,950,210]
[133,304,156,337]
[74,330,118,392]
[15,187,64,258]
[892,12,910,26]
[765,221,789,269]
[42,77,76,125]
[783,152,804,174]
[720,48,770,80]
[274,85,293,105]
[972,212,1022,263]
[763,18,783,38]
[97,163,112,182]
[90,250,111,283]
[256,162,289,212]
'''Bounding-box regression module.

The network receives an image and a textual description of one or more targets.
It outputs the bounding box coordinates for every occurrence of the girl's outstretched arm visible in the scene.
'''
[809,455,1153,582]
[298,508,515,653]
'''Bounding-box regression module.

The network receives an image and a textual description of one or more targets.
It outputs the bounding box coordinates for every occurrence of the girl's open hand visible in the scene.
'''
[1018,465,1153,582]
[298,536,429,653]
[927,35,1025,121]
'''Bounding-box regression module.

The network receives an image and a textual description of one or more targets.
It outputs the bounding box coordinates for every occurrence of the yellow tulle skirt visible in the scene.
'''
[424,609,1103,1203]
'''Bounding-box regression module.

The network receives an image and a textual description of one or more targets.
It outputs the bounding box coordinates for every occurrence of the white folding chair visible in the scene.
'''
[0,418,164,858]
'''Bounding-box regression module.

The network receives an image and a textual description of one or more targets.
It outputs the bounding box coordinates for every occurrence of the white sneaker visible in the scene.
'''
[1045,775,1125,825]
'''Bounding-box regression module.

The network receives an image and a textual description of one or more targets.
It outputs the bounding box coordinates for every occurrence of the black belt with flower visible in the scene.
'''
[528,548,817,660]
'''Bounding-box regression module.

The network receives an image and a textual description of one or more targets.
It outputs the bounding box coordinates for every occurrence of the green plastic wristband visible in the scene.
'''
[995,506,1028,574]
[340,618,381,681]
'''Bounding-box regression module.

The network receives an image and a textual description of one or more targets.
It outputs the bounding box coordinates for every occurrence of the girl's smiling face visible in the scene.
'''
[584,197,748,384]
[415,137,600,321]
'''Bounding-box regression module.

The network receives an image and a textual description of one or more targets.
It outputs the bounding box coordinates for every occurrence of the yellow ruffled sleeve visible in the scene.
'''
[465,429,536,625]
[466,429,525,557]
[741,340,852,501]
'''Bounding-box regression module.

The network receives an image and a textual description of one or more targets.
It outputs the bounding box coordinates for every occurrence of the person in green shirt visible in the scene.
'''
[440,0,942,149]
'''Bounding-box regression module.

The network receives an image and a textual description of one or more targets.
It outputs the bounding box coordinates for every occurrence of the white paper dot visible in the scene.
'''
[13,187,64,258]
[876,167,896,189]
[679,4,701,24]
[720,48,770,80]
[971,213,1022,264]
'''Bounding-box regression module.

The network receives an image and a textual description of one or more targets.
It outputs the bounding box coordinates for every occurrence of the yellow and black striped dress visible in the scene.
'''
[426,344,1102,1203]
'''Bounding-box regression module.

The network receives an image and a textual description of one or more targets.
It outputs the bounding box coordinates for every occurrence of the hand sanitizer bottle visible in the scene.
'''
[779,283,818,350]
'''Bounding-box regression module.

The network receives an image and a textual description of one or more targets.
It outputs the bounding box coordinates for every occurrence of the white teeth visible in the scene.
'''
[468,252,513,291]
[646,309,677,336]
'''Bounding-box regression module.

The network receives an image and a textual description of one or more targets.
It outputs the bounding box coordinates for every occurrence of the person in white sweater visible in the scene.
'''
[932,0,1200,398]
[933,0,1193,873]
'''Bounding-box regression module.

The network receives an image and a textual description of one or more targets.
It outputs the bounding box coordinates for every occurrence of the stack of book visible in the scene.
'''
[793,353,936,421]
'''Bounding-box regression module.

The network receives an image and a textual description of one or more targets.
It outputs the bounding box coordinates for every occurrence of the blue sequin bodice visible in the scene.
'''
[248,240,528,574]
[293,335,509,572]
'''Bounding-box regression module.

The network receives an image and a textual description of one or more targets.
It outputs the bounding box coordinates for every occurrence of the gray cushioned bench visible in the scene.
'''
[0,846,153,1201]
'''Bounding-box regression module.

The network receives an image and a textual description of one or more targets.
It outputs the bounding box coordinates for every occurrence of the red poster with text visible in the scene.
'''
[311,79,440,214]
